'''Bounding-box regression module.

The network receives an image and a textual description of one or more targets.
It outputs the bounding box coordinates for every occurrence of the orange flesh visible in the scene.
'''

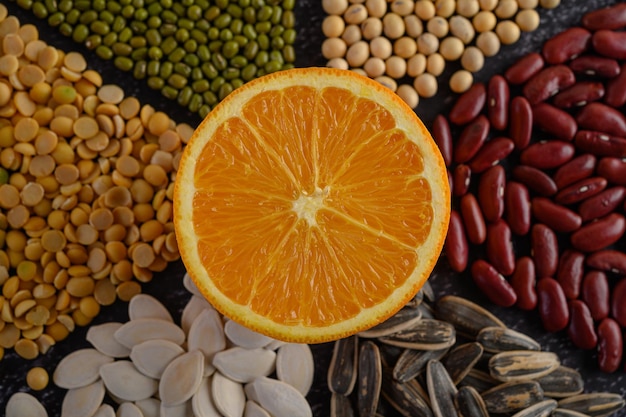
[191,85,433,327]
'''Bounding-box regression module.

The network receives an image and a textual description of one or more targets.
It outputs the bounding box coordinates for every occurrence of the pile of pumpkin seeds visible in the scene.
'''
[5,272,315,417]
[10,0,297,117]
[328,283,626,417]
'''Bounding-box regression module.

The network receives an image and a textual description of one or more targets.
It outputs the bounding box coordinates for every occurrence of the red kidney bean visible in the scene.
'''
[571,213,626,252]
[531,197,582,233]
[478,165,505,222]
[487,75,509,131]
[605,63,626,108]
[586,250,626,275]
[470,259,517,307]
[509,96,533,150]
[542,27,592,65]
[582,3,626,31]
[449,83,486,125]
[592,30,626,60]
[510,257,537,311]
[537,277,569,333]
[569,55,621,78]
[522,65,576,105]
[574,130,626,158]
[432,115,453,167]
[531,102,577,141]
[556,249,585,299]
[582,271,610,321]
[597,317,623,373]
[554,177,608,205]
[504,52,545,85]
[553,81,605,109]
[578,186,626,222]
[576,102,626,137]
[553,154,596,190]
[468,137,514,173]
[453,163,472,197]
[597,157,626,185]
[505,181,531,236]
[455,115,490,163]
[568,300,598,350]
[486,219,515,276]
[511,165,558,197]
[531,224,559,279]
[445,210,468,273]
[611,278,626,328]
[460,193,486,245]
[519,140,575,170]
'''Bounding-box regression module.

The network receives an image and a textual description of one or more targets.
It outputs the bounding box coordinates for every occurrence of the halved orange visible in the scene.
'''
[174,67,449,343]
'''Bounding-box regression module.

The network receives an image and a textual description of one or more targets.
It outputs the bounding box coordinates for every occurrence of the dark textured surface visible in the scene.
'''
[1,0,626,416]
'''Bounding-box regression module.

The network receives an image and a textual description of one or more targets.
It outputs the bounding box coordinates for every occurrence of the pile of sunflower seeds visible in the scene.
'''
[328,282,626,417]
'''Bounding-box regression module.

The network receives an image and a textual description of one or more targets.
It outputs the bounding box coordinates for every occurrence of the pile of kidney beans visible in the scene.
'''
[440,3,626,373]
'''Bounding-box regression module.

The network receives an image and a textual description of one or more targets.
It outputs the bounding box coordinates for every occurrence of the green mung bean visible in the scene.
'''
[168,47,186,63]
[65,9,80,24]
[147,76,164,90]
[160,61,174,78]
[85,34,102,48]
[112,16,126,32]
[118,27,132,42]
[218,83,233,100]
[147,15,161,28]
[189,94,203,113]
[197,45,211,61]
[168,73,187,89]
[191,67,204,81]
[174,62,192,77]
[48,12,65,26]
[129,36,146,48]
[177,86,193,106]
[147,60,161,76]
[203,91,218,106]
[72,24,90,42]
[192,79,210,93]
[32,2,48,18]
[59,23,73,36]
[161,37,177,54]
[100,11,115,25]
[18,0,34,10]
[160,24,177,36]
[176,28,190,42]
[112,42,133,56]
[130,47,147,60]
[201,62,219,79]
[134,60,147,79]
[114,56,134,71]
[231,78,244,89]
[103,32,118,46]
[161,85,178,100]
[59,0,73,13]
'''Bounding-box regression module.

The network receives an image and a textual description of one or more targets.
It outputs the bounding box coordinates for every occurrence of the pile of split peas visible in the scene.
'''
[0,4,192,367]
[321,0,561,108]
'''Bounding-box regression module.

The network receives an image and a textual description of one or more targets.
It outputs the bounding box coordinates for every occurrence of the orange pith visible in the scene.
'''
[174,68,449,343]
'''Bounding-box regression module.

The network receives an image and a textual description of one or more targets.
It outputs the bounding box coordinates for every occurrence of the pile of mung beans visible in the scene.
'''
[441,2,626,373]
[322,0,560,108]
[11,0,296,118]
[0,5,191,361]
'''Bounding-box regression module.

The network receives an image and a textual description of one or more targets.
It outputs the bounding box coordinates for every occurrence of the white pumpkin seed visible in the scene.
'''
[116,402,144,417]
[114,318,185,349]
[181,295,214,335]
[212,347,276,383]
[128,294,174,322]
[160,401,193,417]
[100,360,158,402]
[134,398,161,417]
[244,381,260,403]
[87,323,132,358]
[244,400,271,417]
[192,376,222,417]
[61,380,105,417]
[188,309,225,376]
[183,272,202,297]
[92,404,115,417]
[130,339,185,379]
[276,344,314,396]
[53,348,114,389]
[160,350,205,406]
[212,371,246,417]
[5,392,48,417]
[250,376,313,417]
[224,320,273,349]
[264,338,287,351]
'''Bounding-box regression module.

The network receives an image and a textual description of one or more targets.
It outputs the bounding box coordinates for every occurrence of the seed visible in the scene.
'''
[331,392,355,417]
[378,318,456,350]
[382,367,433,417]
[359,306,422,338]
[454,386,489,417]
[476,326,541,353]
[357,341,382,417]
[488,350,560,382]
[275,343,315,396]
[327,334,358,395]
[435,295,505,338]
[510,399,558,417]
[5,392,47,417]
[61,380,105,417]
[426,359,458,417]
[557,393,626,417]
[536,366,584,398]
[52,348,113,389]
[393,346,448,382]
[481,380,544,414]
[159,351,204,406]
[441,342,483,385]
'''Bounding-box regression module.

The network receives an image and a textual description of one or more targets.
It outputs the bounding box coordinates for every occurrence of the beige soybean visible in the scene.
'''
[439,36,464,61]
[407,54,427,77]
[385,56,407,78]
[404,15,424,37]
[456,0,480,17]
[361,18,383,39]
[413,73,438,97]
[516,9,540,32]
[450,69,474,93]
[415,0,436,20]
[323,16,346,38]
[365,0,387,18]
[323,0,349,15]
[472,10,497,32]
[341,25,362,45]
[461,46,485,72]
[496,20,521,44]
[476,30,501,56]
[370,37,393,59]
[435,0,456,17]
[396,84,419,108]
[344,4,368,24]
[364,57,386,77]
[449,15,475,43]
[427,16,449,38]
[383,13,405,39]
[417,33,440,55]
[393,37,418,58]
[426,53,445,76]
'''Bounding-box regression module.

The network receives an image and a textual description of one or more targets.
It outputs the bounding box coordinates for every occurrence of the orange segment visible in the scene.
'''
[174,67,450,343]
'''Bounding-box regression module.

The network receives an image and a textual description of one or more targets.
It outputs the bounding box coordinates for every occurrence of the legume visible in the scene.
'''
[13,0,296,117]
[439,3,626,373]
[322,0,558,107]
[0,10,192,360]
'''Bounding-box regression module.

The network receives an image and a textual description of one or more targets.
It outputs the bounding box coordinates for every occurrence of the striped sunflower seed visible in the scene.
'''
[404,289,424,309]
[378,319,456,350]
[557,393,626,417]
[536,366,584,398]
[435,295,505,338]
[476,326,541,353]
[330,392,355,417]
[481,380,544,414]
[426,359,459,417]
[327,335,358,396]
[442,342,483,385]
[551,408,593,417]
[454,385,489,417]
[488,350,560,382]
[510,399,558,417]
[393,347,448,383]
[357,341,382,417]
[382,366,433,417]
[358,307,422,339]
[458,369,499,394]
